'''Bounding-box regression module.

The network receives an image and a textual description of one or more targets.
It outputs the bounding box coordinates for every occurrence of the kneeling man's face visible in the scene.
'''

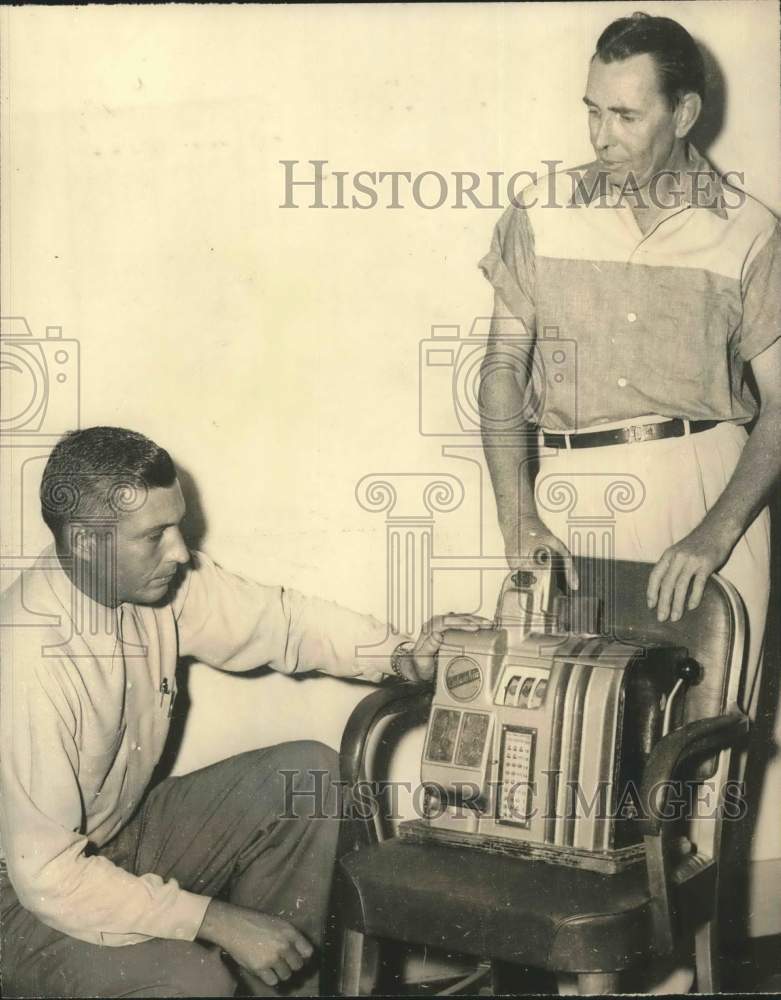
[113,480,189,605]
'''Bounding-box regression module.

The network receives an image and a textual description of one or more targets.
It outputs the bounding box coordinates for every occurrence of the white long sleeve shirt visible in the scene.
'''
[0,547,394,946]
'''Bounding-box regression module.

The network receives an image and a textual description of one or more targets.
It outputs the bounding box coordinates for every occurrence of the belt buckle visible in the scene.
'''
[625,423,656,444]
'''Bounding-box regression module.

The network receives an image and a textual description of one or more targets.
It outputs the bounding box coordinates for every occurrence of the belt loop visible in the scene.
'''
[564,432,572,451]
[683,418,691,436]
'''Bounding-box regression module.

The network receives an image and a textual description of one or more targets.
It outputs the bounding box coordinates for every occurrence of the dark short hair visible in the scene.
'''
[40,426,177,545]
[595,11,705,109]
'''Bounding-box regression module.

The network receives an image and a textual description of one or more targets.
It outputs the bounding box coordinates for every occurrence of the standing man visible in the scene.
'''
[479,10,780,992]
[0,425,481,997]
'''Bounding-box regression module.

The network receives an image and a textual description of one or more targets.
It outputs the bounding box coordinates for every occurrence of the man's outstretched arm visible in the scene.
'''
[176,550,487,682]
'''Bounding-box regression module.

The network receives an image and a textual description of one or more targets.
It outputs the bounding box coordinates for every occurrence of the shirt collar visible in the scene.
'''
[568,143,728,219]
[43,543,123,648]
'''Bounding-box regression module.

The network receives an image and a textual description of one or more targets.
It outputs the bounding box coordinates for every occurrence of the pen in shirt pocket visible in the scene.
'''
[159,677,177,717]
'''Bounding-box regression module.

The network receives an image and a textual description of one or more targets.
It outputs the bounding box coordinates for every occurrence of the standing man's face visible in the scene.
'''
[112,480,190,605]
[584,52,680,190]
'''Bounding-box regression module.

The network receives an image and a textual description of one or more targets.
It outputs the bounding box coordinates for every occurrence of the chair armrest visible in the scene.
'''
[337,682,433,853]
[340,682,434,789]
[639,713,748,838]
[639,712,748,953]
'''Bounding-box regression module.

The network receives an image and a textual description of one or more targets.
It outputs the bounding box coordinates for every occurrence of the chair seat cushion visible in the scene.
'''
[338,839,655,973]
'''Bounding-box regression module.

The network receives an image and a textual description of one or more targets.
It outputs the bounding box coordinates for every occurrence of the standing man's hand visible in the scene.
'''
[393,614,492,682]
[646,522,735,622]
[504,515,579,592]
[199,898,313,987]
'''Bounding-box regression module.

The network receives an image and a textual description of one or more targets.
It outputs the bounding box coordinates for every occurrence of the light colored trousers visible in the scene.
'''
[535,419,770,722]
[534,419,774,994]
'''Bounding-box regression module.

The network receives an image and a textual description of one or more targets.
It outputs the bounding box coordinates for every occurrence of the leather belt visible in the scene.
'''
[542,418,720,450]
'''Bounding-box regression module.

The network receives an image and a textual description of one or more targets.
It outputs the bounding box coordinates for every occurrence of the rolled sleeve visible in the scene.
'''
[479,204,537,333]
[739,221,781,362]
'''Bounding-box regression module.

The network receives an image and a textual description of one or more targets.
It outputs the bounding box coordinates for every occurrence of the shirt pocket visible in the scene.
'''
[645,306,704,383]
[78,726,126,807]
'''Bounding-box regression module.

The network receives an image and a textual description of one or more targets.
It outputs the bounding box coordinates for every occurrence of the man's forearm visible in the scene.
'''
[700,407,781,545]
[480,378,539,548]
[198,897,230,949]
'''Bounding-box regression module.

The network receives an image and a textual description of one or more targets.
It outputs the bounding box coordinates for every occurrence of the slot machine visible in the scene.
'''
[400,549,701,872]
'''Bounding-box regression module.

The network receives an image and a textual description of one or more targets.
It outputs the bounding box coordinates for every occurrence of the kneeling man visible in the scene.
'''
[0,426,480,997]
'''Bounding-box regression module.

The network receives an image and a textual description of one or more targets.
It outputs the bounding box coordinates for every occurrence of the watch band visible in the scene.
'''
[390,640,416,679]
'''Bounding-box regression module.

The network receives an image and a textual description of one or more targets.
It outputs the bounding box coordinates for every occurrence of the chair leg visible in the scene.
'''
[694,919,720,994]
[337,928,380,996]
[492,960,558,995]
[576,972,621,994]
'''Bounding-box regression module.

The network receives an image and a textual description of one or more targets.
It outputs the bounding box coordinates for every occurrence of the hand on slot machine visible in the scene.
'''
[391,614,493,683]
[504,514,579,592]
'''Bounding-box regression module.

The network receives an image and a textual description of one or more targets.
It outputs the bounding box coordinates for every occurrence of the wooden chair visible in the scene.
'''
[329,557,749,995]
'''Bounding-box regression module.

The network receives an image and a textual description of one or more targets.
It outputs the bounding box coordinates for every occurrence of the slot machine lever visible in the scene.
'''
[662,658,703,736]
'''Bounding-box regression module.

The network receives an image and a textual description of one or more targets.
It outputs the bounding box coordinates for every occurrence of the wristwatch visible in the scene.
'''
[390,640,416,679]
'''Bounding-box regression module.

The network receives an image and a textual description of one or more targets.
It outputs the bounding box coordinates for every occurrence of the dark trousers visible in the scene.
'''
[1,741,341,998]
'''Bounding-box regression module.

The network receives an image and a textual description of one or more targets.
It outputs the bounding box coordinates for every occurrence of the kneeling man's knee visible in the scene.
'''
[289,739,339,775]
[259,739,339,781]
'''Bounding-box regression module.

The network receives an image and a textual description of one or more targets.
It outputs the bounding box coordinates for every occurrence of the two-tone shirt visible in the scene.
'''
[479,145,781,431]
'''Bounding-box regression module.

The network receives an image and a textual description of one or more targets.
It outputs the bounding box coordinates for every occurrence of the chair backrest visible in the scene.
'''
[571,556,746,727]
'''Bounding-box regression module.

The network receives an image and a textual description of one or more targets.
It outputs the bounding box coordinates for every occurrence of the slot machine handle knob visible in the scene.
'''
[677,658,703,685]
[511,570,536,589]
[509,547,553,588]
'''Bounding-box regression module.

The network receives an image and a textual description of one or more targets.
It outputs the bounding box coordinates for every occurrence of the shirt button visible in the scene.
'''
[617,377,628,388]
[627,312,637,323]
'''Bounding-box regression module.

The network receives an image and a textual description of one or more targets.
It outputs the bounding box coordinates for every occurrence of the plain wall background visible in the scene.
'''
[2,0,780,936]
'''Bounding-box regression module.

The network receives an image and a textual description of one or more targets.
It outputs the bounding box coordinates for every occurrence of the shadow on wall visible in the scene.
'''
[177,463,208,552]
[691,40,726,170]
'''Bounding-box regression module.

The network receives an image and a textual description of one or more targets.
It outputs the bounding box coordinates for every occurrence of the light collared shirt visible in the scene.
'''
[0,547,394,946]
[479,144,781,431]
